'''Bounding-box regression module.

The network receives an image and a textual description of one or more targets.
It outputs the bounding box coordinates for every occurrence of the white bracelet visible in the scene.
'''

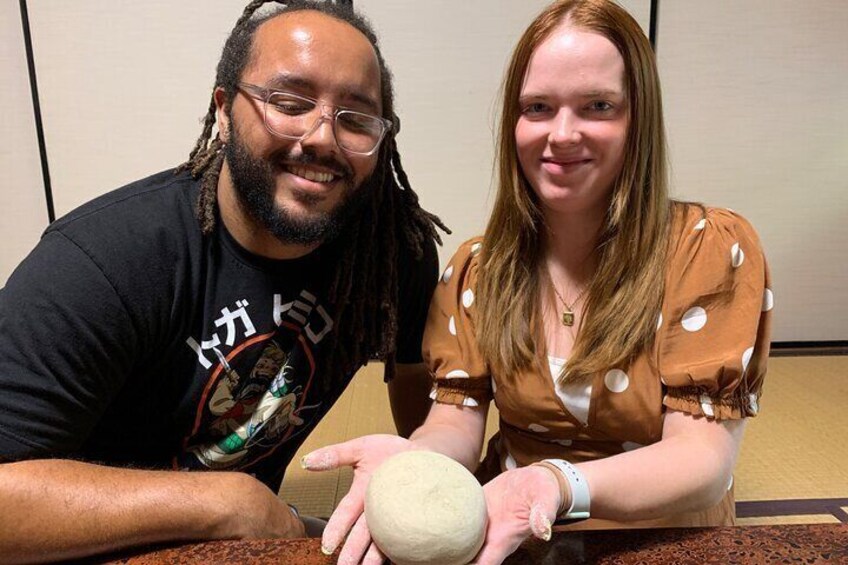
[542,459,591,520]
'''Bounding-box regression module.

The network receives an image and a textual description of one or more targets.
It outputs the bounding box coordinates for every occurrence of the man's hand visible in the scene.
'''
[225,472,306,539]
[302,434,416,564]
[472,466,561,565]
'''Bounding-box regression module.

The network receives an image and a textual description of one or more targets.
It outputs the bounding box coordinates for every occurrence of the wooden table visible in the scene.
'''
[99,523,845,564]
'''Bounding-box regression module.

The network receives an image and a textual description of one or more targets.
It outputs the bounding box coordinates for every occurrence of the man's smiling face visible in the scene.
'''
[218,10,383,246]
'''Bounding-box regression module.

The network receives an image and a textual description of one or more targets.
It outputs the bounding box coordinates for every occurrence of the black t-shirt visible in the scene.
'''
[0,169,437,490]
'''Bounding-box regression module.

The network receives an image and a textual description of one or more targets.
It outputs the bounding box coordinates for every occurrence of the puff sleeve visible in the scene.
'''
[657,207,772,420]
[421,239,492,407]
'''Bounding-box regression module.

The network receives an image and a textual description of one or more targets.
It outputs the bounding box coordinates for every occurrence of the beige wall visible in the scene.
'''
[0,1,50,284]
[1,1,844,341]
[25,1,243,217]
[657,0,848,341]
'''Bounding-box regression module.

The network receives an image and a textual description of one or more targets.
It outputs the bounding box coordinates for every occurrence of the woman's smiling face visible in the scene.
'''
[515,24,630,219]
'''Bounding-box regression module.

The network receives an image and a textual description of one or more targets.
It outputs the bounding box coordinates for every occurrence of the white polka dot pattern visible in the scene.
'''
[699,394,715,417]
[682,307,707,332]
[556,379,592,426]
[762,288,774,312]
[742,347,754,374]
[748,393,759,415]
[462,289,475,308]
[731,242,745,268]
[422,209,770,479]
[604,369,630,393]
[441,265,454,284]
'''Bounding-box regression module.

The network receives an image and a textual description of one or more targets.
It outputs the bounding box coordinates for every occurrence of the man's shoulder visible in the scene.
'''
[39,168,206,290]
[47,168,199,240]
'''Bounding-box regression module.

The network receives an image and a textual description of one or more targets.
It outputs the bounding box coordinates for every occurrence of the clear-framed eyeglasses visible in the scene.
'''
[238,82,393,156]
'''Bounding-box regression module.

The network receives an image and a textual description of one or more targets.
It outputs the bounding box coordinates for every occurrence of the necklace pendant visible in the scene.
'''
[562,310,575,326]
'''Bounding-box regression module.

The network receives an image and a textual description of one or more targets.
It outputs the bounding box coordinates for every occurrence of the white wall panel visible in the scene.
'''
[25,0,651,268]
[27,1,244,216]
[658,0,848,341]
[0,2,50,286]
[357,0,651,264]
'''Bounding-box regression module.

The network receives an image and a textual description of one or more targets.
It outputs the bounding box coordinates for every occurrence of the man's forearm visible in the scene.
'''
[0,459,300,564]
[388,362,433,438]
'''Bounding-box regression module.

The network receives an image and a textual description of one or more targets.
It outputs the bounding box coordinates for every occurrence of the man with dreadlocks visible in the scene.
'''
[0,1,446,561]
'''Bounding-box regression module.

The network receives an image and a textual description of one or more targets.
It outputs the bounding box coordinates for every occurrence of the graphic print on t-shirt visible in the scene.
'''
[178,290,333,472]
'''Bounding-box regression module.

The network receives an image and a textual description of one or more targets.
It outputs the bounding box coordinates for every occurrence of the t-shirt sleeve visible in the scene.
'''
[395,234,440,365]
[657,207,772,420]
[0,231,136,459]
[422,239,492,407]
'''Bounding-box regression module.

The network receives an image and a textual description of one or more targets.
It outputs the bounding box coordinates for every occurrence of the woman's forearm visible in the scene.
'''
[409,403,488,471]
[578,415,745,521]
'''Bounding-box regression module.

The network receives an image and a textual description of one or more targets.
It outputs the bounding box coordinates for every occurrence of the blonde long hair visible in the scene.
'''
[477,0,671,382]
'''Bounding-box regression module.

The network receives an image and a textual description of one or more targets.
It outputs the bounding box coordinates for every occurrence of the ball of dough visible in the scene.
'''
[364,450,487,565]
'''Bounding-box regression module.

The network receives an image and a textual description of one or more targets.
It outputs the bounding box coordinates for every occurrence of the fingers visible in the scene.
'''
[335,513,372,565]
[302,438,359,471]
[303,436,376,471]
[362,542,385,565]
[471,539,512,565]
[321,479,368,554]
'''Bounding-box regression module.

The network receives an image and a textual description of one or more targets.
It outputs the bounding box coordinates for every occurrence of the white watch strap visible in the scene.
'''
[543,458,591,520]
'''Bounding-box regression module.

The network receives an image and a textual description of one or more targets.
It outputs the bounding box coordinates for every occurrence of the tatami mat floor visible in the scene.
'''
[280,356,848,525]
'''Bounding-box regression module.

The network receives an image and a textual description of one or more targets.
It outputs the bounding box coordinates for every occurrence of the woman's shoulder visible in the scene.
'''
[440,236,485,281]
[668,202,765,266]
[671,202,761,236]
[453,237,485,259]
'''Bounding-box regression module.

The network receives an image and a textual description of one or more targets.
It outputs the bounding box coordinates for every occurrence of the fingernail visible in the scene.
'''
[530,504,552,541]
[321,543,335,555]
[542,517,552,541]
[303,450,336,471]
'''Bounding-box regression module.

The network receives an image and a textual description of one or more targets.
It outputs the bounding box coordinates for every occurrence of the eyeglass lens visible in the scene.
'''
[264,92,385,154]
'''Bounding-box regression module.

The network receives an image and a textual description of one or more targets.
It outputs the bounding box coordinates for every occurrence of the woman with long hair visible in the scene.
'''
[305,1,772,563]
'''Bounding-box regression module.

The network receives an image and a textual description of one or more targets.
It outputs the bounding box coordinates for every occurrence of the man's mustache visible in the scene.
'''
[271,150,354,180]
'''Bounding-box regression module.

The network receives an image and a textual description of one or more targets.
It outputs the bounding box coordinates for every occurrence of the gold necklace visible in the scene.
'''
[550,281,589,327]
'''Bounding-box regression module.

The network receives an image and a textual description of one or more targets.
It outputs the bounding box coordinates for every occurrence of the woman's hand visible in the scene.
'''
[472,465,562,565]
[301,434,415,564]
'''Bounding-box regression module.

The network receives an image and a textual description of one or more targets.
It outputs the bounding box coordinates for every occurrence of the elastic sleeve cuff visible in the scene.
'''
[664,387,761,419]
[431,378,492,408]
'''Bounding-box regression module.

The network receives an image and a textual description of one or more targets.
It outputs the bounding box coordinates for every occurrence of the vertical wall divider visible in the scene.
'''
[649,0,659,50]
[19,0,55,224]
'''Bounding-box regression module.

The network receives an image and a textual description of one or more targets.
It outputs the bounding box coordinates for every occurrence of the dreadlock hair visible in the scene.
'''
[175,0,448,390]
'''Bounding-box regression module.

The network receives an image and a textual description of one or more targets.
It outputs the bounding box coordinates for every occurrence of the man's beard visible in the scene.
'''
[224,127,369,246]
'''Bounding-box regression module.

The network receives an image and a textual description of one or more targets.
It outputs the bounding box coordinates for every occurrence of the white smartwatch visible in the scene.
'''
[543,458,591,520]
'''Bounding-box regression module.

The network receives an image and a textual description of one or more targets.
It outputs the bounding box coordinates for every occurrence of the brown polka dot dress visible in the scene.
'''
[422,205,772,529]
